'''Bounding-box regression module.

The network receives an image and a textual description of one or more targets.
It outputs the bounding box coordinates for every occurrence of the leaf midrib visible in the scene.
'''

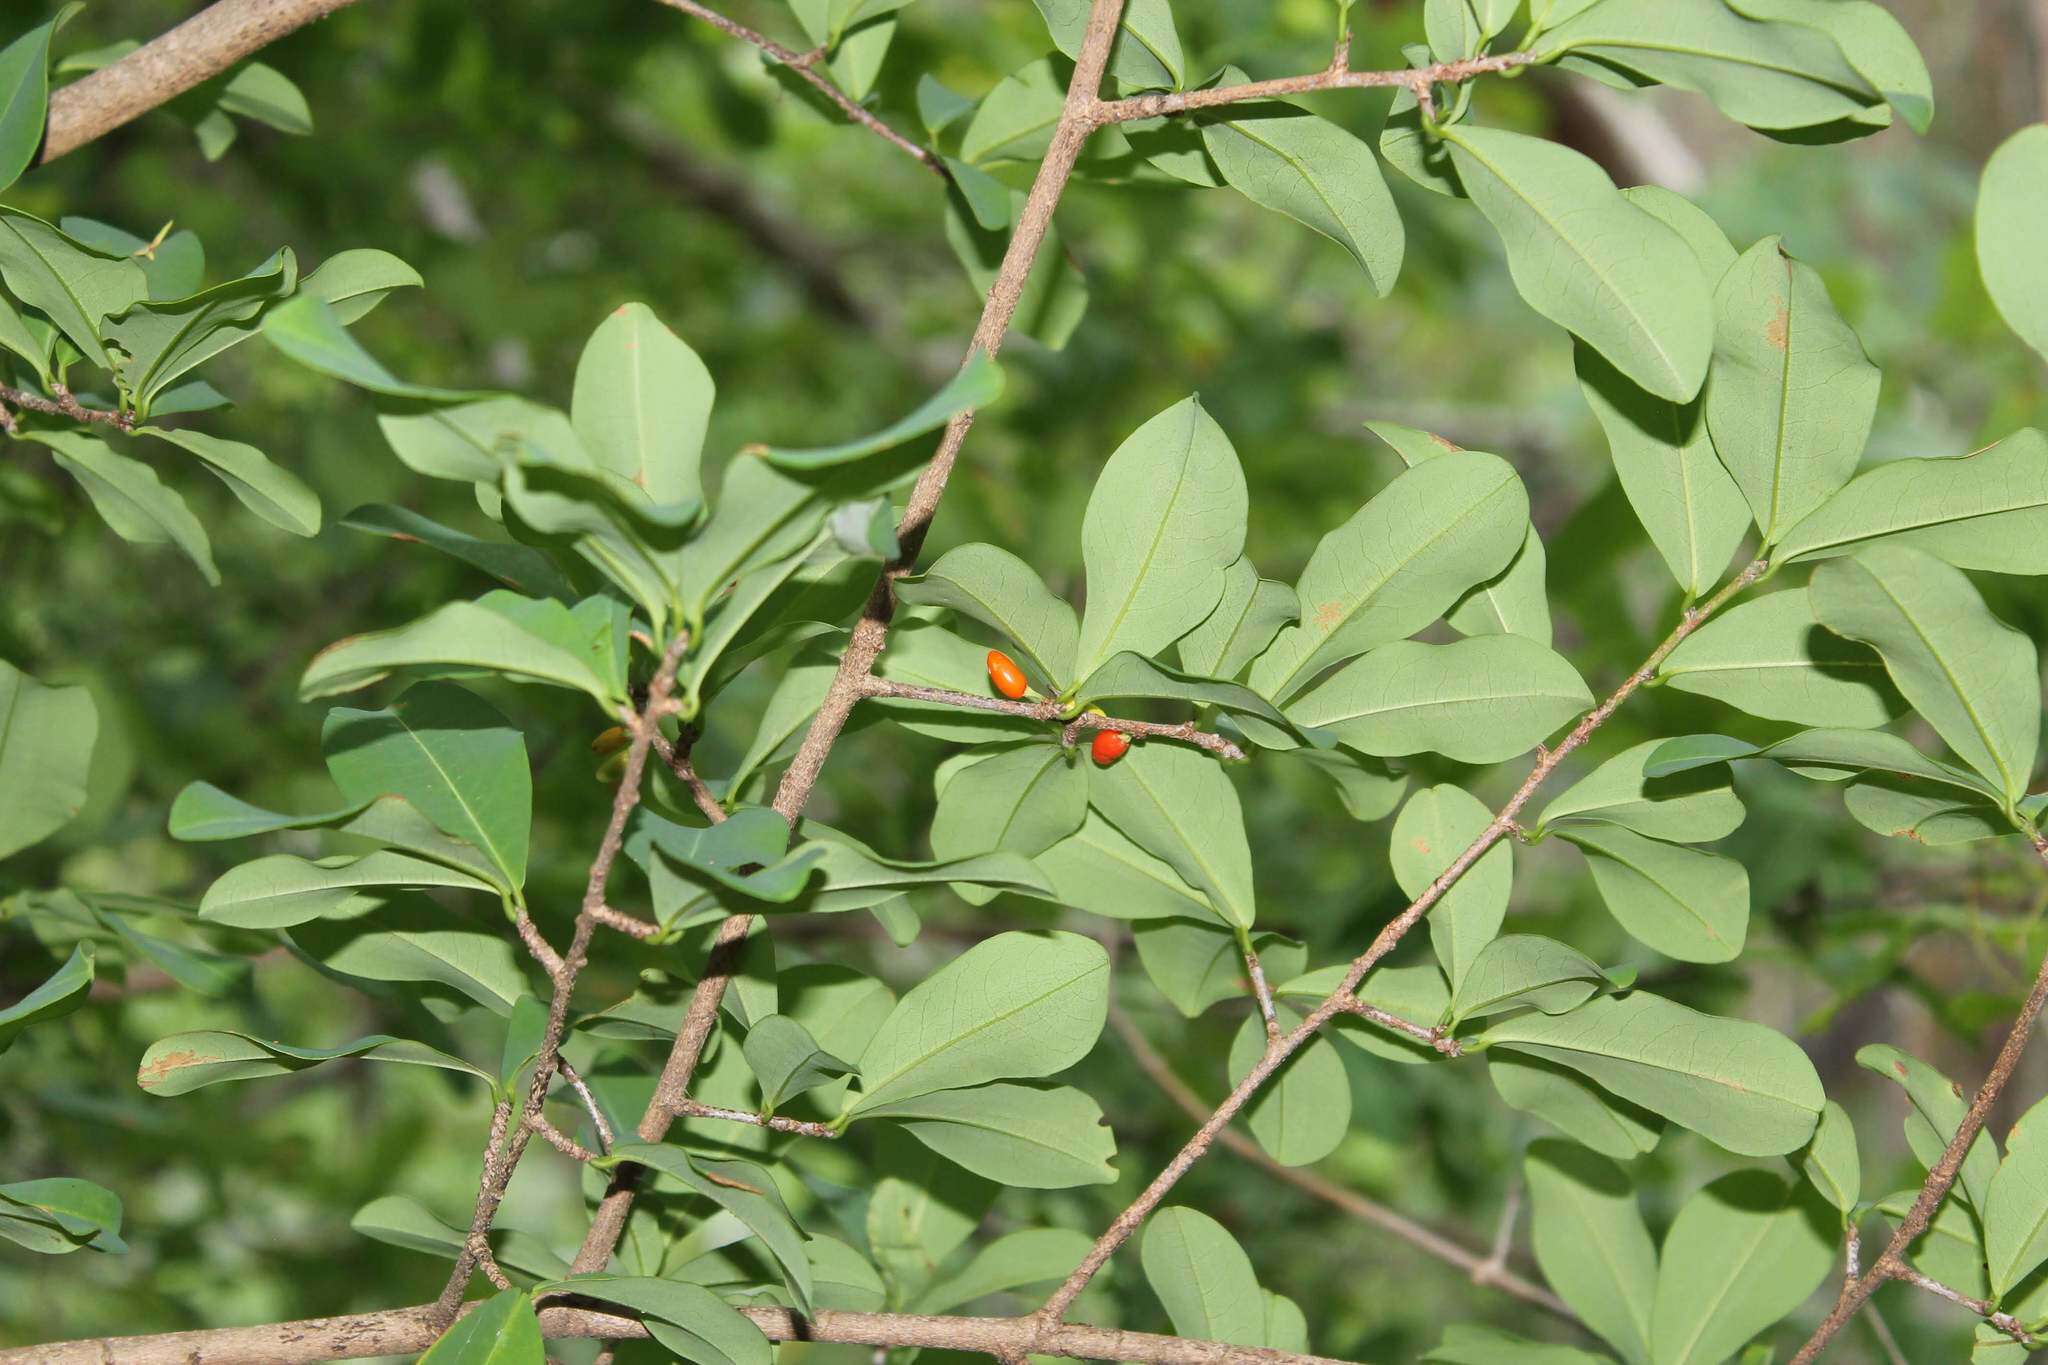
[1082,407,1203,676]
[855,958,1105,1108]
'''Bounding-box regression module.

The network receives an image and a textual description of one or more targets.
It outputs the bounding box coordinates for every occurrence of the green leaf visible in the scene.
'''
[1365,421,1555,645]
[1291,745,1407,823]
[21,430,218,584]
[138,427,320,537]
[1657,589,1898,728]
[1856,1043,1998,1216]
[850,930,1108,1112]
[262,294,484,401]
[217,61,312,134]
[322,682,530,892]
[942,189,1090,351]
[1393,784,1510,993]
[418,1289,543,1365]
[1089,743,1256,929]
[1576,342,1748,597]
[570,302,713,507]
[0,944,92,1054]
[1479,992,1823,1156]
[198,850,499,929]
[1775,428,2048,573]
[1798,1100,1861,1215]
[1035,812,1217,923]
[376,394,564,484]
[0,207,146,369]
[1449,935,1614,1027]
[1141,920,1304,1019]
[1490,1052,1662,1161]
[1557,826,1748,964]
[0,1175,123,1255]
[929,745,1088,890]
[1621,185,1739,283]
[859,1082,1118,1188]
[1646,727,1997,798]
[1876,1188,1991,1301]
[1538,740,1745,843]
[1141,1207,1264,1346]
[961,56,1065,166]
[1525,1139,1656,1365]
[1986,1093,2048,1297]
[1281,962,1449,1067]
[538,1277,768,1365]
[103,247,298,412]
[1440,126,1711,402]
[1071,651,1294,731]
[1425,0,1484,60]
[1200,107,1403,296]
[290,910,530,1017]
[1531,0,1882,132]
[1074,396,1248,678]
[793,833,1053,916]
[1177,557,1297,680]
[865,1129,994,1299]
[1031,0,1184,90]
[300,599,618,706]
[1251,451,1528,702]
[756,350,1000,469]
[1229,1005,1350,1166]
[1809,544,2039,808]
[597,1144,813,1310]
[0,10,63,192]
[298,247,421,324]
[1425,1324,1616,1364]
[340,504,574,600]
[1287,636,1589,764]
[0,657,97,859]
[136,1028,490,1096]
[743,1014,855,1110]
[1727,0,1933,132]
[895,542,1079,692]
[1706,237,1878,544]
[1648,1172,1834,1365]
[1979,126,2048,366]
[916,1227,1093,1313]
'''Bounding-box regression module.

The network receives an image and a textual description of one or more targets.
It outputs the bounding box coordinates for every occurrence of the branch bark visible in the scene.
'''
[41,0,364,164]
[1,1302,1367,1365]
[1032,558,1771,1326]
[569,0,1134,1280]
[860,675,1249,760]
[1792,830,2048,1361]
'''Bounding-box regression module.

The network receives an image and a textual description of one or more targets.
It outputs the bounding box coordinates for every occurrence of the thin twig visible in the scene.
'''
[1243,944,1280,1040]
[0,383,132,430]
[671,1097,840,1139]
[571,0,1134,1281]
[590,904,660,940]
[858,676,1248,761]
[558,1059,614,1152]
[1891,1264,2036,1346]
[1033,559,1772,1328]
[1470,1181,1522,1292]
[512,908,565,978]
[1334,997,1461,1056]
[652,0,943,176]
[527,1112,602,1162]
[1107,1009,1571,1320]
[1091,52,1535,125]
[1791,826,2048,1361]
[436,632,691,1321]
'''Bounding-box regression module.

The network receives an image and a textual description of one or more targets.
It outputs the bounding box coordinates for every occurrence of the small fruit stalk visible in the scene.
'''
[986,649,1029,699]
[1090,728,1131,767]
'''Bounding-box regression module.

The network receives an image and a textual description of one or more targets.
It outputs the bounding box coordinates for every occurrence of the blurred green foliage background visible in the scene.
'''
[4,0,2047,1359]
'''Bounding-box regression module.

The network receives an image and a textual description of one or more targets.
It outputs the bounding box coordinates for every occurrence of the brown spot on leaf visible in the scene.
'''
[702,1169,766,1195]
[1313,601,1345,632]
[137,1049,202,1088]
[1765,303,1790,351]
[1894,1060,1909,1079]
[1410,838,1432,857]
[1429,433,1462,452]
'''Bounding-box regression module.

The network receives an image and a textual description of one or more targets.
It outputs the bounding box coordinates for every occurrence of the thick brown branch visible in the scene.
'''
[858,676,1249,760]
[0,383,132,429]
[1091,52,1535,125]
[1792,827,2048,1360]
[1,1303,1363,1365]
[1034,558,1771,1325]
[571,0,1134,1281]
[1107,1010,1570,1320]
[41,0,363,164]
[652,0,942,176]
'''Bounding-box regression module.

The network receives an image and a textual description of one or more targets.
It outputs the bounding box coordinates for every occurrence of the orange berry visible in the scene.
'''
[1090,729,1132,767]
[987,649,1029,700]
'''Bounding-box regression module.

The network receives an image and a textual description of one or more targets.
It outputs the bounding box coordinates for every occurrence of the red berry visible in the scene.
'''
[986,649,1029,700]
[1091,729,1132,767]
